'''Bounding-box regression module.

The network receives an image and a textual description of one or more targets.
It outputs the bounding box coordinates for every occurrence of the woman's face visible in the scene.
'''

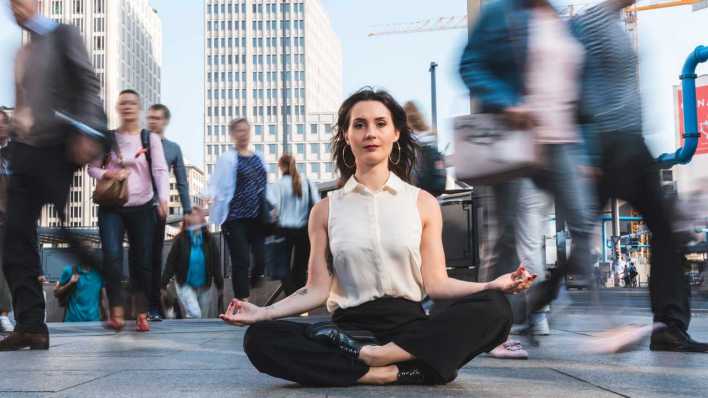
[230,122,251,149]
[116,93,140,124]
[185,210,205,228]
[345,100,399,170]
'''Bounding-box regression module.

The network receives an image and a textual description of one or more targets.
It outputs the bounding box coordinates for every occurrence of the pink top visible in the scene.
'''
[88,131,170,207]
[523,8,585,144]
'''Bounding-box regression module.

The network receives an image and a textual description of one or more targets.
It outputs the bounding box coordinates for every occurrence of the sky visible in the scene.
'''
[0,0,707,168]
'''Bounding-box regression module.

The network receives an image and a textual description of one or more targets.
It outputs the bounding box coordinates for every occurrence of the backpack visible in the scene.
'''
[140,129,159,203]
[414,141,447,197]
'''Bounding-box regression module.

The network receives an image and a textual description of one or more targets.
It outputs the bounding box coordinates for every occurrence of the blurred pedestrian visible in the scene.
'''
[268,154,320,295]
[206,118,268,301]
[146,103,191,322]
[0,109,14,334]
[162,207,223,319]
[54,264,108,323]
[460,0,596,319]
[88,89,170,333]
[1,0,107,351]
[571,0,708,352]
[403,101,447,197]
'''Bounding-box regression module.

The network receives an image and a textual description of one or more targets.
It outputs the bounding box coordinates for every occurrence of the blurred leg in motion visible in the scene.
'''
[594,133,707,352]
[515,179,552,335]
[528,144,597,314]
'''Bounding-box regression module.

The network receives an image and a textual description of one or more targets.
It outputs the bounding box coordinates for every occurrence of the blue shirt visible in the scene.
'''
[227,154,267,220]
[267,176,320,229]
[59,265,103,322]
[185,230,207,288]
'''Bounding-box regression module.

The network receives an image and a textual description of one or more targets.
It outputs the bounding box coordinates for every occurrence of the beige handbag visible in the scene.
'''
[452,113,540,185]
[92,136,128,207]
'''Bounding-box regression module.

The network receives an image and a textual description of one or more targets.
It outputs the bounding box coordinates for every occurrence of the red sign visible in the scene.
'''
[677,83,708,155]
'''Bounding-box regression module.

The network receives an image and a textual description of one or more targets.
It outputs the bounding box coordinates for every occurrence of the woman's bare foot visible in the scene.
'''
[357,365,398,385]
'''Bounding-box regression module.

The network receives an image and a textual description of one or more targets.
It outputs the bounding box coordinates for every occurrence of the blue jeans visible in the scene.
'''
[532,144,596,279]
[98,202,157,311]
[491,144,596,320]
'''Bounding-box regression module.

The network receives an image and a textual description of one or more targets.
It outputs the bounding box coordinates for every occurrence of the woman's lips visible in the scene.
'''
[364,145,379,151]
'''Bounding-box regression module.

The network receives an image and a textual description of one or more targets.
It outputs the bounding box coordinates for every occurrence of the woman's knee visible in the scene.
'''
[243,321,276,356]
[486,290,513,324]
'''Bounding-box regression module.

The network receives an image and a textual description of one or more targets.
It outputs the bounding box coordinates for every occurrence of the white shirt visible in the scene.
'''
[326,173,425,312]
[267,175,320,229]
[524,8,585,144]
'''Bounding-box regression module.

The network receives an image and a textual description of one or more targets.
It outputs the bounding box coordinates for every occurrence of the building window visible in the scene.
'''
[324,124,332,133]
[52,0,63,15]
[310,143,320,159]
[297,124,305,135]
[255,125,263,137]
[311,163,321,174]
[296,143,304,155]
[268,144,277,155]
[310,124,318,135]
[269,125,277,137]
[325,162,333,173]
[255,144,264,154]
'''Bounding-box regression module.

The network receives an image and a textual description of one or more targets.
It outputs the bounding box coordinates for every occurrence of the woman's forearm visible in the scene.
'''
[262,285,328,320]
[427,277,493,300]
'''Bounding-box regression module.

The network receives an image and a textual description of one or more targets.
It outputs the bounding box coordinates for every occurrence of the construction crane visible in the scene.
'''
[623,0,703,49]
[368,0,704,39]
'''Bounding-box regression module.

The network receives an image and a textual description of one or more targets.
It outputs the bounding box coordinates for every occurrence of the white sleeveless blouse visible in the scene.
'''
[326,173,425,312]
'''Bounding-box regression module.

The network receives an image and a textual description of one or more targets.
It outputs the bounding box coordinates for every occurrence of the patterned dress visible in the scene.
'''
[227,154,267,221]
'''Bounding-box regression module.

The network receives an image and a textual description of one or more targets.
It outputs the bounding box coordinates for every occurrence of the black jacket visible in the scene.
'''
[162,227,224,290]
[16,24,105,147]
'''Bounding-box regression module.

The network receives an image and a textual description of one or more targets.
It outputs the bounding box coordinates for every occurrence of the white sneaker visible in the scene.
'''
[0,315,14,332]
[530,313,550,336]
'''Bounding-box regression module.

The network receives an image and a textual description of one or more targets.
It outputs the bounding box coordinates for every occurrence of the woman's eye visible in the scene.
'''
[376,122,386,128]
[353,123,364,129]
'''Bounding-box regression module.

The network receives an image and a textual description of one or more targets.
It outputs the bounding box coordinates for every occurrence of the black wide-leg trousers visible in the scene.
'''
[243,290,512,386]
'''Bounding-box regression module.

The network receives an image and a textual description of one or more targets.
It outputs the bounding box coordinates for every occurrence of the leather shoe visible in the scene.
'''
[395,362,428,385]
[0,330,50,351]
[147,310,163,322]
[305,322,365,359]
[650,325,708,353]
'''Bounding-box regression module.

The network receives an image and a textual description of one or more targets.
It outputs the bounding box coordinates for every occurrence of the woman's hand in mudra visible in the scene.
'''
[219,299,269,326]
[489,265,537,294]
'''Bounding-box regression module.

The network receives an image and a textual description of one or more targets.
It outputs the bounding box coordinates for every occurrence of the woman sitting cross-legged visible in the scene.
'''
[220,88,536,386]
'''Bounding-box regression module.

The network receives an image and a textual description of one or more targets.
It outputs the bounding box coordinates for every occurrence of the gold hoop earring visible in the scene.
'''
[342,145,355,169]
[389,142,401,165]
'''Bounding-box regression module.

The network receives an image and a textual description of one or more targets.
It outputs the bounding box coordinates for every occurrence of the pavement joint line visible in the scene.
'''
[549,368,630,398]
[54,369,125,394]
[552,328,595,337]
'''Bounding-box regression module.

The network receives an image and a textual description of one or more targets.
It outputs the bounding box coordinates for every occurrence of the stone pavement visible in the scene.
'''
[2,308,708,398]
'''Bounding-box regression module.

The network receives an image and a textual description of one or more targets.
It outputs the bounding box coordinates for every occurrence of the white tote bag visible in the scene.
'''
[452,113,540,185]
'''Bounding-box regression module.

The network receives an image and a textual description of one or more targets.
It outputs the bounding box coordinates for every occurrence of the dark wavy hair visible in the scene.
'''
[331,87,418,183]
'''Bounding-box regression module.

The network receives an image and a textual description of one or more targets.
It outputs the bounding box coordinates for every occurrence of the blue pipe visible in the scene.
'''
[657,45,708,168]
[601,216,643,222]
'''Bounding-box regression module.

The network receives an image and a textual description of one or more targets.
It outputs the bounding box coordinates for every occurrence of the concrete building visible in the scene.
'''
[31,0,162,228]
[167,164,207,217]
[204,0,342,183]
